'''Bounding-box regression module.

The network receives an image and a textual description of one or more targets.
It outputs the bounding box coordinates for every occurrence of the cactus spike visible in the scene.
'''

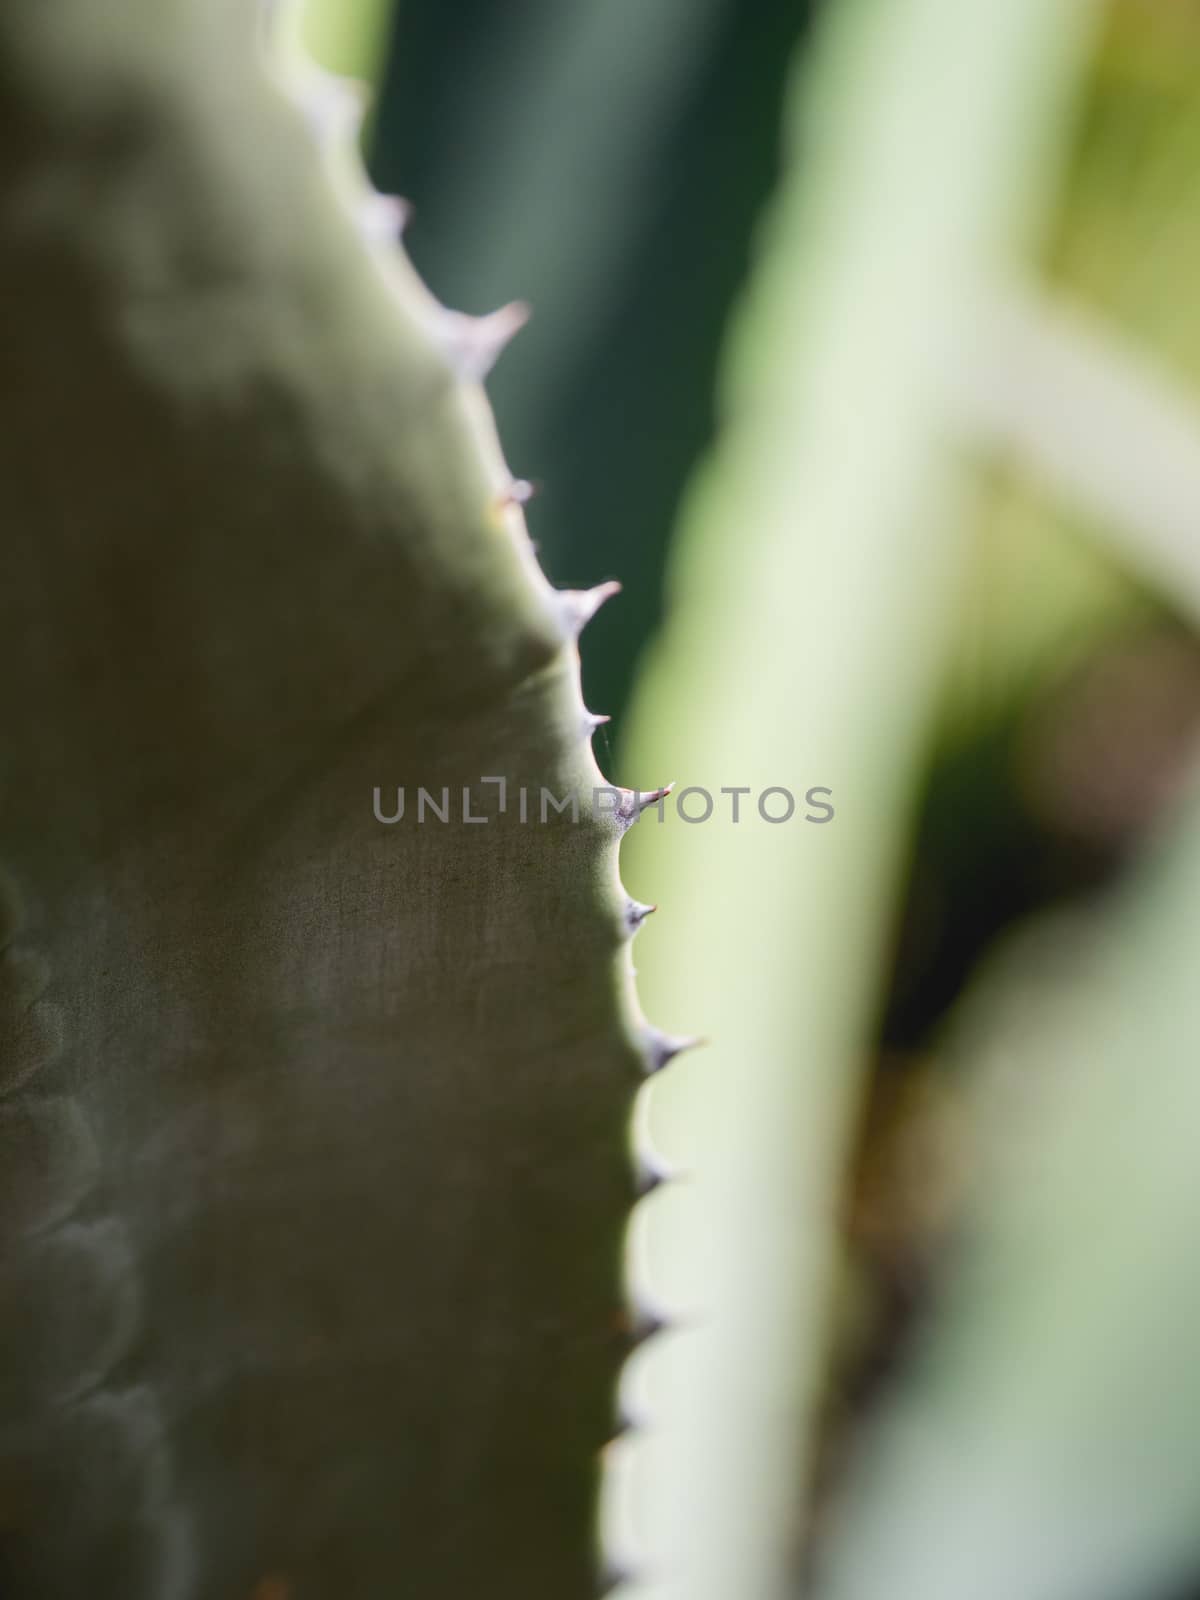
[623,1294,670,1353]
[296,68,368,150]
[438,302,531,383]
[633,1146,669,1197]
[642,1028,705,1076]
[558,579,622,637]
[625,900,657,934]
[631,1087,672,1194]
[596,1553,636,1598]
[619,783,674,826]
[585,711,612,734]
[358,192,411,245]
[497,477,538,509]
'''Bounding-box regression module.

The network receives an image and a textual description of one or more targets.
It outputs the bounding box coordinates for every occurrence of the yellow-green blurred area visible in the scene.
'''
[299,0,391,81]
[311,2,1200,1594]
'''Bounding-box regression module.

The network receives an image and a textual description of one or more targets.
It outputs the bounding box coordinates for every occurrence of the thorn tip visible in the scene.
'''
[507,478,538,506]
[440,301,530,382]
[559,580,622,636]
[619,783,674,825]
[359,192,411,243]
[642,1029,705,1076]
[295,67,368,147]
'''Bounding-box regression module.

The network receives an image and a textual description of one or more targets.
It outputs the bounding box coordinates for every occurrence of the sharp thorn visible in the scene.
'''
[631,1087,672,1193]
[359,192,411,243]
[296,70,368,147]
[496,477,538,509]
[642,1028,705,1076]
[625,900,657,933]
[596,1539,640,1598]
[633,1150,670,1197]
[558,580,621,636]
[439,301,530,382]
[596,1565,634,1599]
[624,1296,670,1350]
[619,783,673,825]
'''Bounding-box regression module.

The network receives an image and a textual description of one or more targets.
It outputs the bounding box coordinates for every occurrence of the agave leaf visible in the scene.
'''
[0,2,654,1594]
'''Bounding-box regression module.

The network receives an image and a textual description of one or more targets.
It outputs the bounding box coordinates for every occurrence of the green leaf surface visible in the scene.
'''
[0,3,647,1594]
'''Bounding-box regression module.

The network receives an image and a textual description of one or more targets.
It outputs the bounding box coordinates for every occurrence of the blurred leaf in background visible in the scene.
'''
[815,5,1200,1593]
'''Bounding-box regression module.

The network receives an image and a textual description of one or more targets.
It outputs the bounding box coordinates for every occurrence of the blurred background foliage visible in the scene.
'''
[307,0,1200,1590]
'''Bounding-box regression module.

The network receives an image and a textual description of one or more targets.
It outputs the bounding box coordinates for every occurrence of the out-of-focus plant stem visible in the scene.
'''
[612,1,1097,1595]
